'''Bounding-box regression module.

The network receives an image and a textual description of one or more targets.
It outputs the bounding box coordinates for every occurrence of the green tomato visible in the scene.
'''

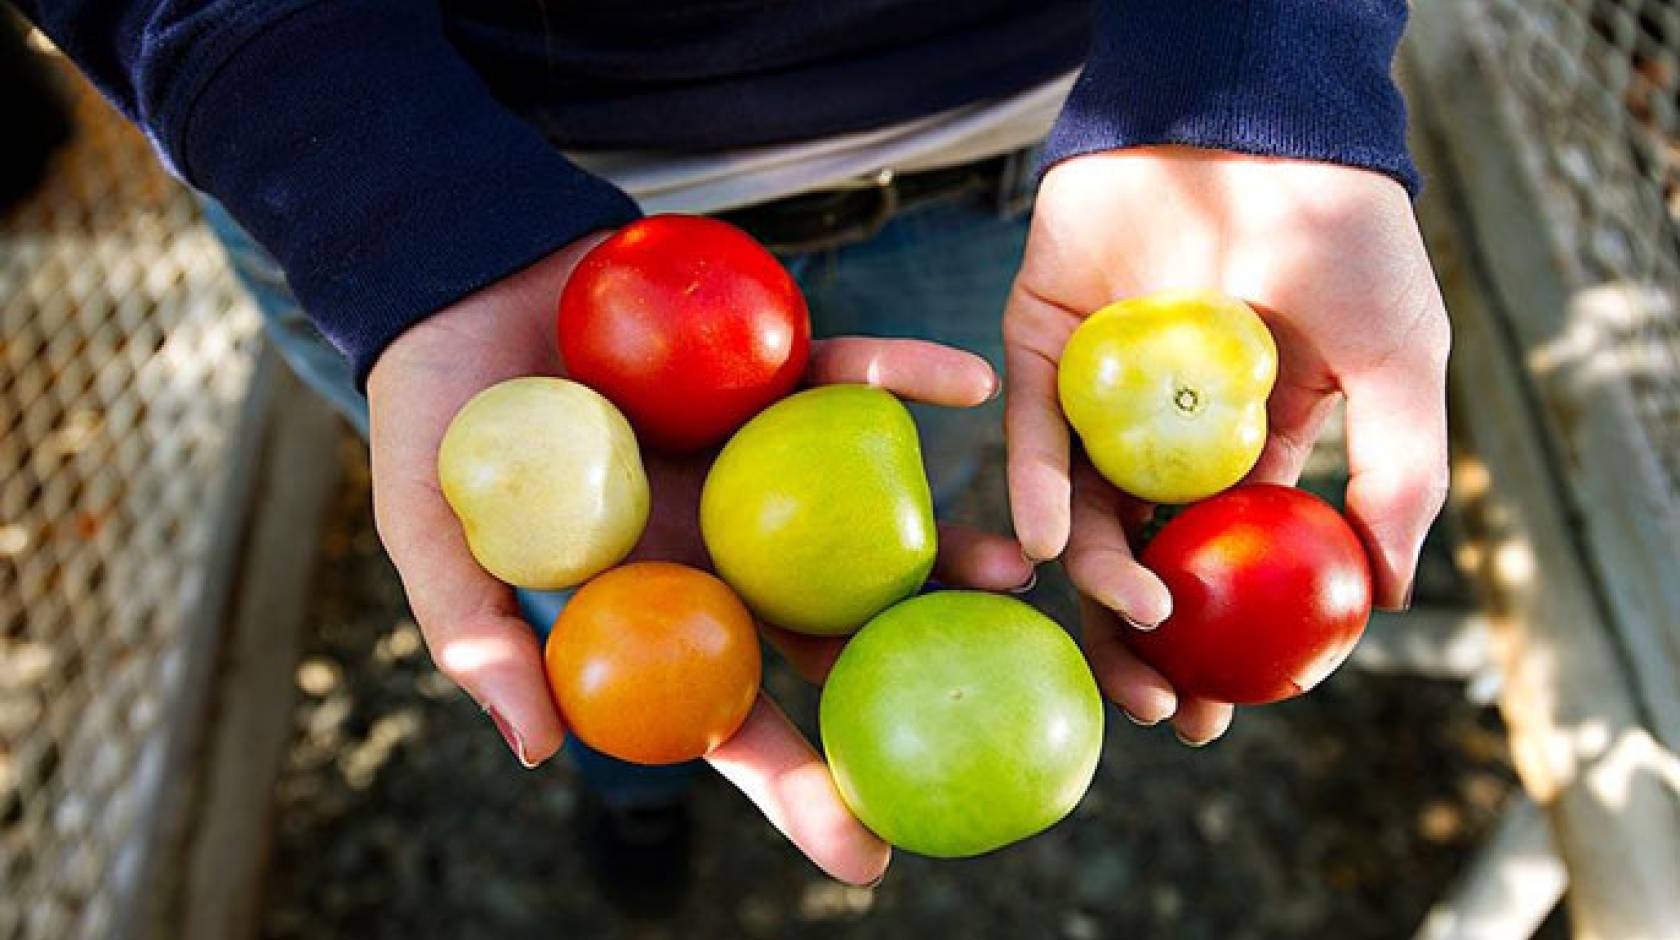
[700,384,935,636]
[820,591,1104,857]
[438,377,649,590]
[1058,289,1277,504]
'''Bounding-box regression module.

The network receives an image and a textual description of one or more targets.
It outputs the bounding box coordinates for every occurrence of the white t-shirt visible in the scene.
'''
[567,72,1077,215]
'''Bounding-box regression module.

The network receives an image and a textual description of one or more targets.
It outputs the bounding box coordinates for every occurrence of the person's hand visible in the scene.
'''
[1004,147,1451,745]
[367,235,1031,885]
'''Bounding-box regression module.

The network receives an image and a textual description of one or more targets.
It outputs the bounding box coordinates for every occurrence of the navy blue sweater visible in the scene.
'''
[14,1,1415,384]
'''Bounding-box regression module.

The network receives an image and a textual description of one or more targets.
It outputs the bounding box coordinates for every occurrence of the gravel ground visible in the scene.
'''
[259,435,1558,939]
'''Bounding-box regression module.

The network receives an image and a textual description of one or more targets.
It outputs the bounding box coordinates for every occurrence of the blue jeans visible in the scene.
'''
[204,177,1031,805]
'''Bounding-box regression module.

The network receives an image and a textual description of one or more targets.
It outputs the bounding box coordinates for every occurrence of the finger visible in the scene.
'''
[707,693,892,885]
[360,237,615,769]
[1246,380,1338,486]
[373,475,565,767]
[806,337,996,407]
[1118,499,1155,543]
[366,355,564,768]
[934,522,1035,592]
[1170,697,1234,747]
[1003,292,1078,561]
[1244,302,1337,487]
[1065,463,1172,627]
[759,624,848,685]
[1079,598,1177,725]
[1342,331,1451,610]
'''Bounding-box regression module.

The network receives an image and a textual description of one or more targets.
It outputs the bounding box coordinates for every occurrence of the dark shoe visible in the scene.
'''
[577,792,693,918]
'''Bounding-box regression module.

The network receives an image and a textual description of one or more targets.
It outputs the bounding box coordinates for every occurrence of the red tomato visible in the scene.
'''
[1125,484,1372,705]
[545,562,762,765]
[557,215,811,452]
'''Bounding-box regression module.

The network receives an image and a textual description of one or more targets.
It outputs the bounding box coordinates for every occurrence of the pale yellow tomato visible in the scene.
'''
[1058,290,1277,504]
[438,377,649,589]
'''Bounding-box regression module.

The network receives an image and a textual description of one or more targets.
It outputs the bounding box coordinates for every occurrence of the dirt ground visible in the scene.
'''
[257,435,1562,939]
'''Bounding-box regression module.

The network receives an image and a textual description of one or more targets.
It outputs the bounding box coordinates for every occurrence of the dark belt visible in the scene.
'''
[716,148,1036,254]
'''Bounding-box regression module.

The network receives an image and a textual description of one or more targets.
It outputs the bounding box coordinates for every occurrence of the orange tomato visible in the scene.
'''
[545,562,761,765]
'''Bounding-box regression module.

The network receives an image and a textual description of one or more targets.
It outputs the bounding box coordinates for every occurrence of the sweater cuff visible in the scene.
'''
[178,1,642,385]
[1042,0,1419,195]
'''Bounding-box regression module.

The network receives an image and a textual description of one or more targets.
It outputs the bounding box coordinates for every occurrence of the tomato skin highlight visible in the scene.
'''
[545,562,761,765]
[557,215,811,452]
[1126,485,1373,705]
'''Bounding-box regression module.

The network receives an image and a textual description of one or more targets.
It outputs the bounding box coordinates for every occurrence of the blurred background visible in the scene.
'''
[2,0,1677,937]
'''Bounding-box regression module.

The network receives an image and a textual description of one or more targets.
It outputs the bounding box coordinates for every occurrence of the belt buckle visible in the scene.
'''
[719,168,900,255]
[831,167,901,246]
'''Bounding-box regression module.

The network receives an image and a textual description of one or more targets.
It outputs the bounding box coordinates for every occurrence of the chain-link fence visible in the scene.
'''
[0,51,263,939]
[1468,0,1680,490]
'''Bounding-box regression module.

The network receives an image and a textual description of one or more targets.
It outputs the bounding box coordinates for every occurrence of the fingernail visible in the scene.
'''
[1377,578,1416,613]
[864,871,888,889]
[1121,707,1161,727]
[487,706,537,769]
[1119,611,1161,632]
[1174,729,1215,748]
[1009,569,1039,595]
[986,376,1003,402]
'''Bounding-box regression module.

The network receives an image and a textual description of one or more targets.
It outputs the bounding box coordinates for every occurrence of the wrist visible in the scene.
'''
[1041,147,1413,222]
[367,229,615,395]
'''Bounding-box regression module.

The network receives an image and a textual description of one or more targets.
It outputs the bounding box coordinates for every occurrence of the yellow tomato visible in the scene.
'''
[438,377,649,589]
[1057,290,1277,504]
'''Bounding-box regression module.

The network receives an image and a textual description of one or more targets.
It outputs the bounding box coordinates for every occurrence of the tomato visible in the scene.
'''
[545,562,761,765]
[1126,484,1372,704]
[701,385,936,636]
[438,377,648,589]
[557,215,811,452]
[820,592,1104,857]
[1058,289,1276,503]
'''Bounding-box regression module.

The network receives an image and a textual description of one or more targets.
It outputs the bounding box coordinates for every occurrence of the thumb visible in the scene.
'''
[377,479,569,767]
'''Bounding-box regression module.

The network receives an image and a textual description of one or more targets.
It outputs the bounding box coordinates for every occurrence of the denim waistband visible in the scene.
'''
[718,143,1041,254]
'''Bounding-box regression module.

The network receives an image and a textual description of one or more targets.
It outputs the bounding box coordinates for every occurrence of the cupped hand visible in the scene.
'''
[1004,147,1451,744]
[367,235,1030,884]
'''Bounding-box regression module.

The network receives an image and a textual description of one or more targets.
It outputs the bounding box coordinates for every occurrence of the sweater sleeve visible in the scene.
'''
[1041,0,1419,194]
[12,0,642,384]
